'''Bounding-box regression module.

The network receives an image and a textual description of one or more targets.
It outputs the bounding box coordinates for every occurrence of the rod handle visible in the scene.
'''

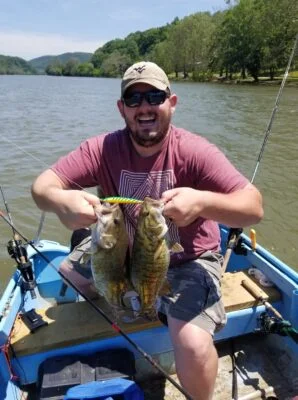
[241,279,283,320]
[242,279,265,300]
[249,229,257,251]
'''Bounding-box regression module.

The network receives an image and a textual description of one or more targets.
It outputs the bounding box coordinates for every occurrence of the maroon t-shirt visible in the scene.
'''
[52,125,248,265]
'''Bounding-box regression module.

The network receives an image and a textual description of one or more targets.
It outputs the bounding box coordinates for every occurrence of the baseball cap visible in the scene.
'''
[121,61,170,96]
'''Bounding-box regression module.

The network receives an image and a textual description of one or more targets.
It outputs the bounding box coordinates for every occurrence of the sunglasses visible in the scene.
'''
[122,90,169,108]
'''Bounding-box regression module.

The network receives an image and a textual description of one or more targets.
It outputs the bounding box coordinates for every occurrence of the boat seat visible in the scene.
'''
[220,270,280,312]
[10,270,281,357]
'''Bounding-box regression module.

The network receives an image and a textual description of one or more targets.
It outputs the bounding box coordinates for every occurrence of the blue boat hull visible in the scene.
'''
[1,226,298,399]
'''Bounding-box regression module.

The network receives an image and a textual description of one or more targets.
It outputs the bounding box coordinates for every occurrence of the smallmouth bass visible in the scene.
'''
[130,197,183,319]
[91,202,129,309]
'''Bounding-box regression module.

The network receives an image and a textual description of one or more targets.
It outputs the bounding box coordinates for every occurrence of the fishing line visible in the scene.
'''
[222,33,298,273]
[1,135,86,192]
[251,33,298,183]
[1,135,142,205]
[0,211,194,400]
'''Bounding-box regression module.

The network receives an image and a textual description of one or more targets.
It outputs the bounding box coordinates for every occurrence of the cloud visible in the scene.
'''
[0,31,104,60]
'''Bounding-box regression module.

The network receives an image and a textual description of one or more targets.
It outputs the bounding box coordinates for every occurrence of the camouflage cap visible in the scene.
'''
[121,61,170,96]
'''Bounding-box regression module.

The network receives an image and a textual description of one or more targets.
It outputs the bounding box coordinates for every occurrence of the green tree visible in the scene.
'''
[100,51,131,77]
[184,13,217,81]
[151,41,173,74]
[125,39,140,62]
[62,58,79,76]
[75,62,95,77]
[153,13,216,80]
[256,0,298,79]
[91,48,106,69]
[212,0,297,81]
[127,26,169,58]
[213,0,263,81]
[45,62,63,76]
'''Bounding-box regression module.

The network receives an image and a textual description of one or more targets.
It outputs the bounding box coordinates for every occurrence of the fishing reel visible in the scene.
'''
[256,312,292,337]
[7,237,37,299]
[226,227,247,256]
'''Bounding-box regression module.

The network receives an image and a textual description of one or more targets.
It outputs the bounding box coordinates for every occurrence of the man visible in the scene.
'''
[31,61,263,400]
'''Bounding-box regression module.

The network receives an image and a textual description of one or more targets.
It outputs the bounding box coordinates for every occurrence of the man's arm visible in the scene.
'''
[161,183,263,228]
[31,169,100,230]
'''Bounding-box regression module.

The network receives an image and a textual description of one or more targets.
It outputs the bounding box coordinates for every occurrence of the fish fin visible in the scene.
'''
[80,252,92,265]
[68,246,92,265]
[167,241,184,254]
[165,233,184,254]
[158,279,172,296]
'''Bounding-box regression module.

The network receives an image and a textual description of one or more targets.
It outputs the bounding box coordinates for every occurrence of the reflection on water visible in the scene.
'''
[0,75,297,291]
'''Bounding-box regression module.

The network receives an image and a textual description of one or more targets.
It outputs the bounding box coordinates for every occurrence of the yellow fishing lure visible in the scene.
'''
[101,196,143,204]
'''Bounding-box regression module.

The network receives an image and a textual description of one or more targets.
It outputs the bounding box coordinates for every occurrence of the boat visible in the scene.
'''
[0,222,297,400]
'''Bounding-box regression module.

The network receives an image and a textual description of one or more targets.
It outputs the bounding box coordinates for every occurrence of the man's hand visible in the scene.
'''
[31,169,101,230]
[161,184,263,228]
[54,190,101,230]
[161,187,204,227]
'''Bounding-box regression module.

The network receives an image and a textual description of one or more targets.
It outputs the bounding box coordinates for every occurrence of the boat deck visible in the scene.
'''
[11,270,281,357]
[21,334,298,400]
[139,334,298,400]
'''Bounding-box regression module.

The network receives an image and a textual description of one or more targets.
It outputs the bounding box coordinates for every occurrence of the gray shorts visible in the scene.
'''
[159,252,227,335]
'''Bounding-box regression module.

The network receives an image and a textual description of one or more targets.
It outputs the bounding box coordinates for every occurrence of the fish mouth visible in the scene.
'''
[151,210,166,224]
[146,219,168,238]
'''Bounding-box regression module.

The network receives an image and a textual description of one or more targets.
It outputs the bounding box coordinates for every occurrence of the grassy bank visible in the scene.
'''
[169,70,298,86]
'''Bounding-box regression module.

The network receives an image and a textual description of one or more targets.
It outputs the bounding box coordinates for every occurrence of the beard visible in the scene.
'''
[124,110,172,148]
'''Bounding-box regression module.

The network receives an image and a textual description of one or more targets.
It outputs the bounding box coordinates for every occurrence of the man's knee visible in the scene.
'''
[168,316,215,360]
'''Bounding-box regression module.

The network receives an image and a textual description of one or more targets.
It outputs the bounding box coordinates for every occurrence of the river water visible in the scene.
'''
[0,75,297,292]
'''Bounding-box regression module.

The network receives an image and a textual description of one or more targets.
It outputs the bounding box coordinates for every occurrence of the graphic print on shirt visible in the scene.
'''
[118,169,181,248]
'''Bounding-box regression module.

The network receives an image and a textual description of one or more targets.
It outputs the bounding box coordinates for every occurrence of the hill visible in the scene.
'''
[29,52,93,74]
[0,55,36,75]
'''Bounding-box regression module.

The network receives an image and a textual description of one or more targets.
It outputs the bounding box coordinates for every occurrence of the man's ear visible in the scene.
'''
[117,99,125,118]
[169,94,178,115]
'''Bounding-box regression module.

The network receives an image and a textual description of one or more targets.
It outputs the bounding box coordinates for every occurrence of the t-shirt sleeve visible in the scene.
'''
[51,136,101,189]
[183,135,249,193]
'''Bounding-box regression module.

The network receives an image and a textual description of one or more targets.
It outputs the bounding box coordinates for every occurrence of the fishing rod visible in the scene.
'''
[0,186,37,299]
[222,33,298,274]
[242,279,298,344]
[0,211,194,400]
[0,186,14,233]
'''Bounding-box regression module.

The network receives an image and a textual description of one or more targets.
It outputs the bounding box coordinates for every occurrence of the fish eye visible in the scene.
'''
[113,218,120,225]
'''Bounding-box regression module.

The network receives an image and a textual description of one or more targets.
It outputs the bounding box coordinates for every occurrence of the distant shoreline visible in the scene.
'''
[2,73,298,87]
[171,76,298,87]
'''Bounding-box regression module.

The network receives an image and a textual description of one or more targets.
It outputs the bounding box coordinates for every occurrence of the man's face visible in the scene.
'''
[117,83,177,149]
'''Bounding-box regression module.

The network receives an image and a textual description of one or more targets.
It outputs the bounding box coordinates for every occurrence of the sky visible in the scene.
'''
[0,0,228,61]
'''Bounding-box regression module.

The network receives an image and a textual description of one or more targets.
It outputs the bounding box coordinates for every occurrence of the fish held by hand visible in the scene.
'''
[130,197,183,320]
[91,202,129,311]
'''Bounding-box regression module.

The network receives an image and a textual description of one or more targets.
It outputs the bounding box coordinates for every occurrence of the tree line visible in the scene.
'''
[2,0,297,81]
